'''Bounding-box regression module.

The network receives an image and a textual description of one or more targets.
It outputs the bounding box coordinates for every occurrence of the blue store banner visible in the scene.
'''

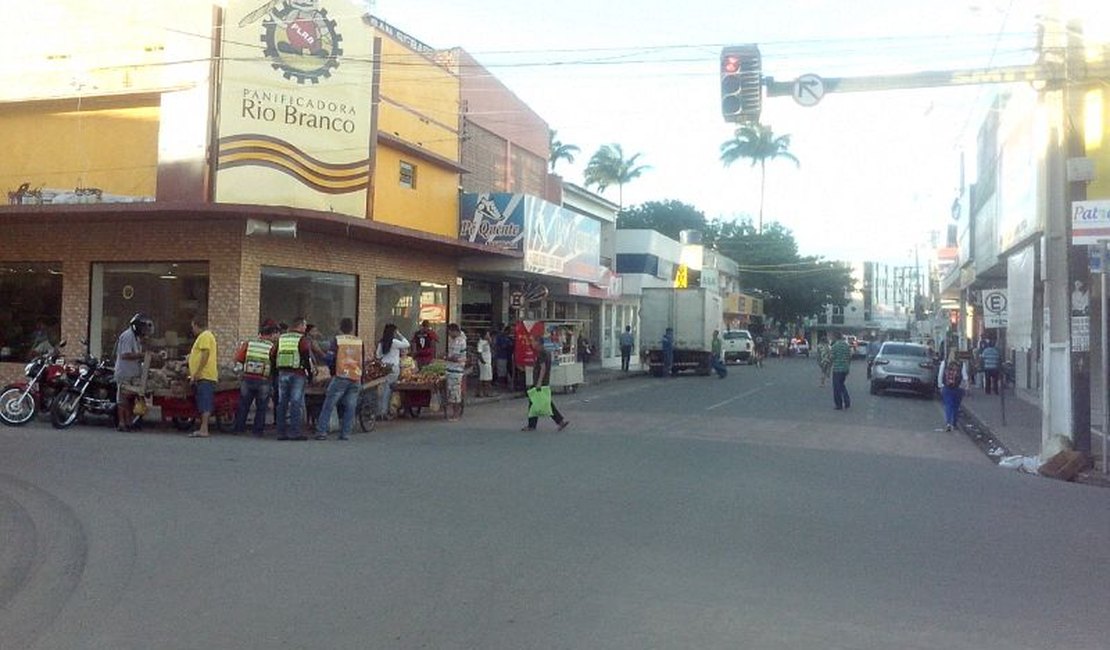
[459,193,526,251]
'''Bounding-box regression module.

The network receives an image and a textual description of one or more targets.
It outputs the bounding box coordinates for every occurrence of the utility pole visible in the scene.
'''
[754,23,1108,458]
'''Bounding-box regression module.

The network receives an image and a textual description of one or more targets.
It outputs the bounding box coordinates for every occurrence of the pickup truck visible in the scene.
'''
[721,329,755,364]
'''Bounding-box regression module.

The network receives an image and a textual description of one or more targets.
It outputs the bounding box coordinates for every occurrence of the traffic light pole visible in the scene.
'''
[763,63,1060,97]
[757,41,1107,461]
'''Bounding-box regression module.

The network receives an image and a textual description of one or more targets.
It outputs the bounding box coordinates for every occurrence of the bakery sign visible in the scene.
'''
[215,0,373,217]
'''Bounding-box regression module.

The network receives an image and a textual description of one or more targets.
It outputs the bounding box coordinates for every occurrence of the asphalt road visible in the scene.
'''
[1,358,1107,650]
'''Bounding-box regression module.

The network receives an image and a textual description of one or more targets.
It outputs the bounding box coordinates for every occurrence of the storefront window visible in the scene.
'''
[91,262,209,359]
[375,279,448,350]
[0,263,63,362]
[260,266,358,341]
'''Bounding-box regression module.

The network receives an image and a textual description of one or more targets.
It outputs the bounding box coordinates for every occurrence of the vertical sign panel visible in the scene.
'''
[216,0,372,216]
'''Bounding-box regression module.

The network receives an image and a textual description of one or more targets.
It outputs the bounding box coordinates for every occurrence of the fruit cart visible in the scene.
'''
[151,381,240,432]
[391,378,448,418]
[306,375,389,433]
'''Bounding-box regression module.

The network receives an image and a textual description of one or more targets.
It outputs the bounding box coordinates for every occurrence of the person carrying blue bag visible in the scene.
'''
[522,336,570,432]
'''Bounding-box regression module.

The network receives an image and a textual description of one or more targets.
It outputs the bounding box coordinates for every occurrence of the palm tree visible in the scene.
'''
[720,123,799,233]
[583,143,650,213]
[548,129,580,173]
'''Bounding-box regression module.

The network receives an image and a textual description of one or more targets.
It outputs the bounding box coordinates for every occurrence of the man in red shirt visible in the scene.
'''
[411,320,439,369]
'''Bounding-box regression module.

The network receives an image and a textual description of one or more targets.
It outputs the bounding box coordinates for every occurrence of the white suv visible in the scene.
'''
[721,329,755,364]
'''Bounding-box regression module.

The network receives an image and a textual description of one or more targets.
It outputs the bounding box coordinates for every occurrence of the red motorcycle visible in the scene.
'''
[0,341,67,426]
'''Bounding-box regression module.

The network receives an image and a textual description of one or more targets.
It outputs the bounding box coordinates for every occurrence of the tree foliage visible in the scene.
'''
[705,221,853,330]
[719,123,799,234]
[548,129,579,173]
[617,200,706,240]
[617,199,853,330]
[583,143,650,212]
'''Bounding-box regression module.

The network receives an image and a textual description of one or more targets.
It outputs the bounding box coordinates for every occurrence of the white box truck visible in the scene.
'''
[640,287,723,376]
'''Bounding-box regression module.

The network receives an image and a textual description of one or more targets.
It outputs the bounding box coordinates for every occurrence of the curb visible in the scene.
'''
[466,370,644,407]
[957,404,1011,463]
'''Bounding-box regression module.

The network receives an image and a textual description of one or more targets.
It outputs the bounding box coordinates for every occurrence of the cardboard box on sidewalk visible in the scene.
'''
[1038,450,1088,482]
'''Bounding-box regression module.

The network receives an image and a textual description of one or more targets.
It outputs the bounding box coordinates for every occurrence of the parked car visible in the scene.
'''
[869,342,936,397]
[790,337,810,356]
[721,329,755,364]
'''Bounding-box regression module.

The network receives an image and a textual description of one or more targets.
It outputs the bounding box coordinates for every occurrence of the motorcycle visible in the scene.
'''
[0,341,67,426]
[50,342,128,429]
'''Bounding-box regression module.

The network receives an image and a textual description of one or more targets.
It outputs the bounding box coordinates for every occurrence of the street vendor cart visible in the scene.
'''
[541,319,585,393]
[306,375,388,433]
[151,381,240,432]
[391,378,455,419]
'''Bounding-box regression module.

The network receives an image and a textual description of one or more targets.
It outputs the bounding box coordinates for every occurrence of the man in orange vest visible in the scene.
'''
[314,317,364,440]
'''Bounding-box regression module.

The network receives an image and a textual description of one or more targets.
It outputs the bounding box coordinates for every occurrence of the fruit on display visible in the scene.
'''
[363,359,393,381]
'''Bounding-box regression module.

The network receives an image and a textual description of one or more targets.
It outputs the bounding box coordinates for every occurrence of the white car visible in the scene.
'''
[721,329,755,364]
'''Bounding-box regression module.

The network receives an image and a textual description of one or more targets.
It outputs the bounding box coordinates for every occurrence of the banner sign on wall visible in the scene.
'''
[1072,200,1110,246]
[215,0,373,217]
[459,194,526,250]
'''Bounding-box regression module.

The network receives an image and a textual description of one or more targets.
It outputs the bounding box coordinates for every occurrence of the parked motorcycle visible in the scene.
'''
[50,342,128,429]
[0,341,67,426]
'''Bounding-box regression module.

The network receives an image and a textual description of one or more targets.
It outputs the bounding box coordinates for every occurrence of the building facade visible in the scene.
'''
[0,4,513,382]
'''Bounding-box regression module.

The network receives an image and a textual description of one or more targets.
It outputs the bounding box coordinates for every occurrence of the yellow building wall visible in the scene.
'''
[0,99,159,198]
[1085,85,1109,200]
[374,146,459,238]
[372,31,460,237]
[376,36,460,162]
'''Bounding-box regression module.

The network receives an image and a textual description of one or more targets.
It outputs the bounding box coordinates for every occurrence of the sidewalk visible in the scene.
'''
[959,384,1110,487]
[467,364,641,407]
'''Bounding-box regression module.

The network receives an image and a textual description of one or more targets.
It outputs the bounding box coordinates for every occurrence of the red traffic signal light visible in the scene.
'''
[720,45,762,123]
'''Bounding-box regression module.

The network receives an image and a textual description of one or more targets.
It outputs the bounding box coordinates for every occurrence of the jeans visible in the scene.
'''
[316,376,360,437]
[620,345,632,371]
[234,377,271,435]
[832,371,851,409]
[662,350,674,376]
[379,372,399,417]
[983,369,1000,395]
[277,371,307,436]
[711,357,727,378]
[941,386,964,426]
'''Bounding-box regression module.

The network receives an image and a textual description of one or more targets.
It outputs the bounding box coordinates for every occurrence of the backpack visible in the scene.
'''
[944,361,963,389]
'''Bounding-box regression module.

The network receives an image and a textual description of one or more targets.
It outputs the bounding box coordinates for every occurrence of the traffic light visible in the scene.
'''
[720,45,762,123]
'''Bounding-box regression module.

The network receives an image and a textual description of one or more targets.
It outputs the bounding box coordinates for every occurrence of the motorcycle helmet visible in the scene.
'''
[129,312,154,336]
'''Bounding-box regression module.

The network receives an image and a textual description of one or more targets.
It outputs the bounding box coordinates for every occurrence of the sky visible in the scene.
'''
[362,0,1065,267]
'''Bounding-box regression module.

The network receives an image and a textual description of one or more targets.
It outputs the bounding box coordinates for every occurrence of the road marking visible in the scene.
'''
[706,384,770,411]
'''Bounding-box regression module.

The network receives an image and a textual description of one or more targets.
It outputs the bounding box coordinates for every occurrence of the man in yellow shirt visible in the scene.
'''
[187,314,218,438]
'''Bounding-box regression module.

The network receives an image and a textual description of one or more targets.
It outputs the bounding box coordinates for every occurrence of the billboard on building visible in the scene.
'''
[215,0,373,217]
[524,196,601,281]
[459,194,526,250]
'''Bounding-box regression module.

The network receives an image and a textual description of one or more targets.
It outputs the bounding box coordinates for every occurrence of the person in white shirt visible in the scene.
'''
[445,324,467,421]
[375,323,409,419]
[476,329,493,397]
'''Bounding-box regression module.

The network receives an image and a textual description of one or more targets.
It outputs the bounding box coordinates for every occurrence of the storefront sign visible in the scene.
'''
[459,194,525,250]
[214,0,372,217]
[1072,200,1110,246]
[419,304,447,323]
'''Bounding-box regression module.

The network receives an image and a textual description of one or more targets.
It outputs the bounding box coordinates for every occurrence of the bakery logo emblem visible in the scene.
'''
[239,0,343,84]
